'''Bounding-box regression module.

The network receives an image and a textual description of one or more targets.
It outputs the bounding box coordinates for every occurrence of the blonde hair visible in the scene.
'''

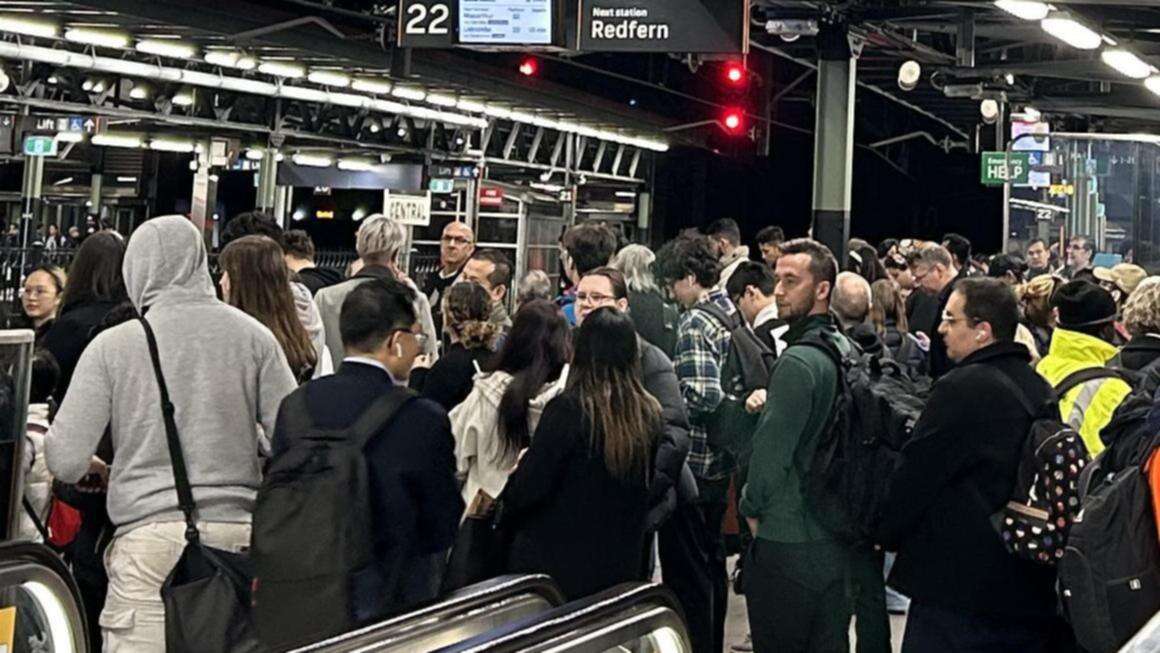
[1123,276,1160,337]
[611,244,659,294]
[356,215,406,263]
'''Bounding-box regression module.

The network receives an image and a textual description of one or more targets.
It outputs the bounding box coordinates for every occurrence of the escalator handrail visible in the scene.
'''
[431,582,685,652]
[290,574,565,652]
[0,540,90,653]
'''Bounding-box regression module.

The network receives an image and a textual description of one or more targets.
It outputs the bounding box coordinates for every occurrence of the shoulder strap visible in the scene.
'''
[990,371,1042,418]
[1054,367,1132,397]
[22,497,49,542]
[348,386,416,447]
[696,302,738,333]
[139,317,200,545]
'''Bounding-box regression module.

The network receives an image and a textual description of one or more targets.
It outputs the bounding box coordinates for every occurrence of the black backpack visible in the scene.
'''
[794,331,932,544]
[1057,366,1160,652]
[697,303,777,457]
[251,387,414,651]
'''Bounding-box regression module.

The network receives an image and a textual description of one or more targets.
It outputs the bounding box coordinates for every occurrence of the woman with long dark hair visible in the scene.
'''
[449,299,570,509]
[43,232,128,394]
[412,281,499,411]
[500,307,661,599]
[219,235,320,382]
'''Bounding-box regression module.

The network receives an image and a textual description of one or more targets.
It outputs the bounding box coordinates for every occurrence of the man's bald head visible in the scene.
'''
[832,271,872,326]
[440,220,476,272]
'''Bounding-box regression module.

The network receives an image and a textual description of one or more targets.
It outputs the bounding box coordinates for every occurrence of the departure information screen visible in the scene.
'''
[458,0,553,44]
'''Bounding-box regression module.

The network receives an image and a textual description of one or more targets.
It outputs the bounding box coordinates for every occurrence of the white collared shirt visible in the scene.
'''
[343,356,406,387]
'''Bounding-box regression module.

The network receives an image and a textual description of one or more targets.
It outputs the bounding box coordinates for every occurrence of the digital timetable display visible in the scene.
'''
[458,0,554,44]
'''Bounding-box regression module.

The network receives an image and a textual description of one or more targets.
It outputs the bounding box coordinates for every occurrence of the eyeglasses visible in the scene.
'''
[576,292,616,304]
[441,235,472,246]
[393,329,428,350]
[940,311,975,326]
[22,286,55,298]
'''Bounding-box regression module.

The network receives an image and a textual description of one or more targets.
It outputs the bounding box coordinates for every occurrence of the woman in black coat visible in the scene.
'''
[42,232,127,396]
[500,308,661,599]
[411,281,498,411]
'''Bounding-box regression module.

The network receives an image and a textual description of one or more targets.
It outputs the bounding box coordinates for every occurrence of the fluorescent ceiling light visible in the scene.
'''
[1101,49,1153,79]
[91,133,143,148]
[337,158,376,171]
[993,1,1049,21]
[171,88,195,106]
[426,93,457,107]
[205,50,256,70]
[279,85,329,103]
[351,78,392,94]
[615,191,636,198]
[136,39,196,59]
[0,16,59,38]
[244,148,265,161]
[483,104,513,120]
[128,83,150,100]
[392,85,427,101]
[257,60,305,78]
[457,98,487,113]
[292,153,332,167]
[64,27,130,49]
[1146,76,1160,96]
[52,177,74,186]
[1040,13,1103,50]
[149,138,195,153]
[54,131,83,143]
[307,70,350,87]
[116,176,138,183]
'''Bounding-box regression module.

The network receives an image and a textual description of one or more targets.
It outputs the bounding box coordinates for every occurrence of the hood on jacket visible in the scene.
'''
[1042,327,1119,368]
[123,215,215,312]
[291,281,324,342]
[471,366,568,409]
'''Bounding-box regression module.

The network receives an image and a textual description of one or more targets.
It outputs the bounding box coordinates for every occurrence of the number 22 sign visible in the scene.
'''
[397,0,455,48]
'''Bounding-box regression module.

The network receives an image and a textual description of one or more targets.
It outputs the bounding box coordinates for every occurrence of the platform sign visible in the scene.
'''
[578,0,749,53]
[981,151,1030,186]
[429,178,455,193]
[384,190,432,226]
[460,0,553,44]
[23,135,57,157]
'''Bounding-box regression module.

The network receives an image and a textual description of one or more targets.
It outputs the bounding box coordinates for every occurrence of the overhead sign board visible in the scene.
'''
[384,190,433,226]
[1011,120,1050,152]
[480,187,505,207]
[429,163,480,179]
[980,151,1030,186]
[429,178,455,193]
[460,0,553,44]
[23,135,57,157]
[578,0,749,53]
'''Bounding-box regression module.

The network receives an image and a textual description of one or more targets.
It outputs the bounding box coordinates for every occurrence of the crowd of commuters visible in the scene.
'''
[9,207,1160,653]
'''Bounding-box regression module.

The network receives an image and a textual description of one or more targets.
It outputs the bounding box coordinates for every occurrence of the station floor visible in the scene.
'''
[720,555,907,653]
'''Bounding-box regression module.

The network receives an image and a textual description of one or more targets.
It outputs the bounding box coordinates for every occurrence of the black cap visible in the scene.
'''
[1053,280,1117,329]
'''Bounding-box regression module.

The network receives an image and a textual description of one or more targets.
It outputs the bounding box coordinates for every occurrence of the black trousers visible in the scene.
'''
[744,538,851,653]
[658,477,729,653]
[850,546,891,653]
[901,602,1071,653]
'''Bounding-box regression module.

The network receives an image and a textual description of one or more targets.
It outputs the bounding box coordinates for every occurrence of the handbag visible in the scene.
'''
[139,317,261,653]
[441,490,508,593]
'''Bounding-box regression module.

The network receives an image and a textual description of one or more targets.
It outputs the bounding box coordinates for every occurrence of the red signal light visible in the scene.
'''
[722,109,745,134]
[725,62,746,85]
[518,58,538,77]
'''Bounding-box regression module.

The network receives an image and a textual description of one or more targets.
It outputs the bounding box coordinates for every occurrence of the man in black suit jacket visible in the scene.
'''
[271,278,464,617]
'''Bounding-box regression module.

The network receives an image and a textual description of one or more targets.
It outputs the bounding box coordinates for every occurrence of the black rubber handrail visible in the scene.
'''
[0,540,90,652]
[291,574,565,652]
[431,582,686,652]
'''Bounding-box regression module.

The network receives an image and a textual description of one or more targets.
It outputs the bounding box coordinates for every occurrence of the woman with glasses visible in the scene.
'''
[449,300,570,511]
[219,235,323,383]
[20,265,66,340]
[499,307,661,599]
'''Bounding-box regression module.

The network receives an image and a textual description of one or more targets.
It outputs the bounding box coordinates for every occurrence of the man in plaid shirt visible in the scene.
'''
[654,233,740,653]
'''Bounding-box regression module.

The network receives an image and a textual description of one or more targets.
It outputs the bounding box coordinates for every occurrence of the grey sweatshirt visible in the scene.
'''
[45,215,298,534]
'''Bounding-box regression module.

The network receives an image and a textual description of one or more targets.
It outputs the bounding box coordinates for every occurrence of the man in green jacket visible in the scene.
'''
[740,238,853,652]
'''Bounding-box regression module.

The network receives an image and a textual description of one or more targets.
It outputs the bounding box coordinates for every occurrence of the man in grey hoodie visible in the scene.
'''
[45,215,298,651]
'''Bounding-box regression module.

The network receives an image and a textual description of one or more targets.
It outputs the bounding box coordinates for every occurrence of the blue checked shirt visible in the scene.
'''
[674,288,738,481]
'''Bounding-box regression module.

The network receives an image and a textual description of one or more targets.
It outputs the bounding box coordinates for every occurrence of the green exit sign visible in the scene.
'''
[23,135,57,157]
[429,178,455,194]
[980,151,1030,186]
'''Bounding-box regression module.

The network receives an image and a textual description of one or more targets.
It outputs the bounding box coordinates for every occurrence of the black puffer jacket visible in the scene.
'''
[640,339,693,530]
[1112,335,1160,372]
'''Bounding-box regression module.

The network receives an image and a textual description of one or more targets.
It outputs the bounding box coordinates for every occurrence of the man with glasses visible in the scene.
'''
[878,278,1063,651]
[263,278,462,633]
[908,245,962,379]
[1064,235,1095,280]
[424,222,475,336]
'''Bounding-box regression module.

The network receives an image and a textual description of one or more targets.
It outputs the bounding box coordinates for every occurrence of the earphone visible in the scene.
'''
[976,332,985,341]
[395,343,403,357]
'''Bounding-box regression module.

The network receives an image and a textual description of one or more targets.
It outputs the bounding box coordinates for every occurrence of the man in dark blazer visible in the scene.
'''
[271,278,464,617]
[878,278,1065,651]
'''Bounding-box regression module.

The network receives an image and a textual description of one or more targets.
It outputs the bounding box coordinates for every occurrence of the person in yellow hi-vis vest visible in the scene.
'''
[1036,280,1132,456]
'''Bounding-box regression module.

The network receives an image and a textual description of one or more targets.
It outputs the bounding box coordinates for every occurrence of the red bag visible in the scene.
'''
[46,498,82,549]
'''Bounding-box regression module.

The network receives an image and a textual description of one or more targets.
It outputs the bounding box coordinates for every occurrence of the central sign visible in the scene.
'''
[384,190,433,226]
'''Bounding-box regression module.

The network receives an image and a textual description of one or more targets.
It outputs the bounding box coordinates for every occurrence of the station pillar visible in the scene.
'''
[19,152,44,273]
[811,23,858,266]
[256,149,279,213]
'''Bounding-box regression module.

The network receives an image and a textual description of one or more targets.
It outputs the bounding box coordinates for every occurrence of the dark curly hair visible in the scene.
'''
[654,234,721,289]
[444,281,499,350]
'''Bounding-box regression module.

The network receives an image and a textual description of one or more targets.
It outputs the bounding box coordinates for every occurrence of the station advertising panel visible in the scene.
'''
[578,0,749,53]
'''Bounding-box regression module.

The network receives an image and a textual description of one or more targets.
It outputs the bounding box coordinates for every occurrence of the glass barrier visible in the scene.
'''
[0,331,33,542]
[292,574,564,653]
